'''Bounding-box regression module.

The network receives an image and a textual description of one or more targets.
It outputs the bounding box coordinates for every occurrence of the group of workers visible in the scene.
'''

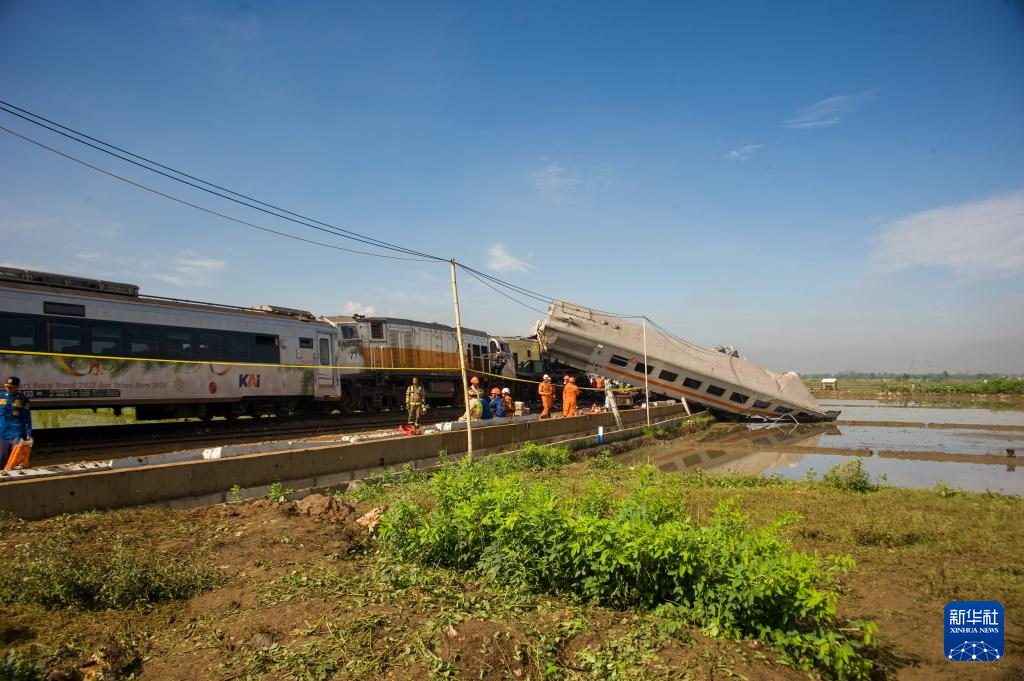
[403,371,622,429]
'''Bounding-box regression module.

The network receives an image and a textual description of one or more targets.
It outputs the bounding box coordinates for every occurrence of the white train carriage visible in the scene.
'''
[0,268,341,420]
[328,315,511,410]
[536,301,837,422]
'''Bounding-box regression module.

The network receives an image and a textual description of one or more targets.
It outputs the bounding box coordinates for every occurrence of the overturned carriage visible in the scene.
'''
[536,301,837,422]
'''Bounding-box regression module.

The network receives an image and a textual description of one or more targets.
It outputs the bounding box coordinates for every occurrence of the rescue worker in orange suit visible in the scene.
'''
[562,376,580,418]
[0,376,32,469]
[538,374,555,418]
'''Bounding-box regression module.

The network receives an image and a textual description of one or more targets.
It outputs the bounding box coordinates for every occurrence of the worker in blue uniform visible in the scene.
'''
[0,376,33,469]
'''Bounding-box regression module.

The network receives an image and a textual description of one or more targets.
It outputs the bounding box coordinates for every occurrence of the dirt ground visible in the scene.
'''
[1,462,1023,680]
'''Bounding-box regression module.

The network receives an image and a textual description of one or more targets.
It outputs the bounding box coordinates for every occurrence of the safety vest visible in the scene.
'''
[538,381,554,397]
[594,376,605,389]
[406,385,424,405]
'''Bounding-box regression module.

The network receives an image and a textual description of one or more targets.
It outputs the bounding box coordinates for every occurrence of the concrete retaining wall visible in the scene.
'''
[0,404,692,520]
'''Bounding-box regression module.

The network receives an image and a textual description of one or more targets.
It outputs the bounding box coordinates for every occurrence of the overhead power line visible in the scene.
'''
[0,124,435,262]
[0,101,647,319]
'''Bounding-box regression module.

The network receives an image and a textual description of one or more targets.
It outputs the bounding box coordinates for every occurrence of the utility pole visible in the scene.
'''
[642,316,651,428]
[449,259,473,458]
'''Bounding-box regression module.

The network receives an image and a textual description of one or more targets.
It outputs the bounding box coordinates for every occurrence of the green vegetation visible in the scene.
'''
[377,450,877,679]
[0,535,219,610]
[267,481,293,502]
[804,373,1024,395]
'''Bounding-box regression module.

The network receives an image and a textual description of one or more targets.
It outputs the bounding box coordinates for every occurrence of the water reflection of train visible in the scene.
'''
[619,423,841,475]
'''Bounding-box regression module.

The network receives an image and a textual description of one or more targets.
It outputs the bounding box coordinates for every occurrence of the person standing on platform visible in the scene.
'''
[0,376,32,469]
[562,376,580,417]
[538,374,555,418]
[405,377,425,428]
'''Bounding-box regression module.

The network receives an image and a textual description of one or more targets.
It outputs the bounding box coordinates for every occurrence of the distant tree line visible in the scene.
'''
[803,371,1020,381]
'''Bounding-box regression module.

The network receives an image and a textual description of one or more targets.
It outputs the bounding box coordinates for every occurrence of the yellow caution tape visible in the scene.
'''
[0,348,641,392]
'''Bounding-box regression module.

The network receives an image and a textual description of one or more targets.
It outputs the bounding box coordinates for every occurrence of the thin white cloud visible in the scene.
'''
[872,190,1024,279]
[168,253,226,275]
[785,90,876,129]
[487,243,534,274]
[343,301,377,316]
[724,144,763,162]
[528,162,581,202]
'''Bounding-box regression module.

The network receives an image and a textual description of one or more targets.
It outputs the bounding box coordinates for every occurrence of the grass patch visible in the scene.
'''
[378,455,877,680]
[0,535,220,610]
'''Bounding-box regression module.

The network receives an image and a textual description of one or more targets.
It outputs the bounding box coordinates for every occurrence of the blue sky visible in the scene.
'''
[1,1,1022,373]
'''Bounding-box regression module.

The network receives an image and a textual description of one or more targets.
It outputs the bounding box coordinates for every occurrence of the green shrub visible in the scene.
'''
[0,536,220,610]
[821,459,883,493]
[0,650,44,681]
[377,458,876,679]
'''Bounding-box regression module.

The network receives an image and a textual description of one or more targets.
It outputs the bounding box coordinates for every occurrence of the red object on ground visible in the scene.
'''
[398,424,421,436]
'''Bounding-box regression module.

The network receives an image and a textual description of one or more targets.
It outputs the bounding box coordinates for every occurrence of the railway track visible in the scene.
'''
[32,409,464,466]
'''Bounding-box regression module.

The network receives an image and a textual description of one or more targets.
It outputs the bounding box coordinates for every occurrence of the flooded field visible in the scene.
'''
[618,399,1024,495]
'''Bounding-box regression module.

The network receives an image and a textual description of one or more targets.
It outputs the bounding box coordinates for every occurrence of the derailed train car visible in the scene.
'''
[536,301,837,422]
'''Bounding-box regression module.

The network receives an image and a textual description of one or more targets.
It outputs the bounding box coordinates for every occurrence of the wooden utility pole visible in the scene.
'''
[449,259,473,458]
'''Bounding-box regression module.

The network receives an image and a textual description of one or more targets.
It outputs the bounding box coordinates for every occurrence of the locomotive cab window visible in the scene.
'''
[340,326,358,339]
[1,317,38,350]
[370,322,385,340]
[90,324,123,356]
[682,377,702,390]
[706,385,726,397]
[609,355,629,367]
[49,322,82,354]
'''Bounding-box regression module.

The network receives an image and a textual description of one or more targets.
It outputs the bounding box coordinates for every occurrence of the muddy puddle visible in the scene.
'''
[618,400,1024,495]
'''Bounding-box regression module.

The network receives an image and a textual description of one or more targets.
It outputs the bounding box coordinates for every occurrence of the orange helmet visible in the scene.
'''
[491,388,501,395]
[470,376,479,384]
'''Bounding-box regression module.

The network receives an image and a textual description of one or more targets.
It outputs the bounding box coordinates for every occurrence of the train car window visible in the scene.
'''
[774,406,793,414]
[729,391,750,404]
[683,377,702,390]
[299,337,314,348]
[319,337,331,365]
[163,330,194,359]
[90,324,123,356]
[49,322,82,354]
[706,385,726,397]
[658,369,679,382]
[44,301,85,317]
[609,355,629,367]
[129,328,159,357]
[340,326,357,339]
[197,332,225,361]
[634,362,654,375]
[225,334,252,362]
[797,412,812,419]
[252,335,279,363]
[753,399,771,409]
[1,317,38,350]
[370,322,384,340]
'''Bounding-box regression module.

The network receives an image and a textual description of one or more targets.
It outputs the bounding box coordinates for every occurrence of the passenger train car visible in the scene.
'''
[0,268,520,420]
[0,268,341,420]
[536,301,837,422]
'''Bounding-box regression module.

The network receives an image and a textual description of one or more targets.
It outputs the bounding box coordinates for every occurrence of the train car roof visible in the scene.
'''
[327,315,488,337]
[0,267,332,325]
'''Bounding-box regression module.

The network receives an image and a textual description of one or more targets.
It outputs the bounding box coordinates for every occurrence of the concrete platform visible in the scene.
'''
[0,404,694,520]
